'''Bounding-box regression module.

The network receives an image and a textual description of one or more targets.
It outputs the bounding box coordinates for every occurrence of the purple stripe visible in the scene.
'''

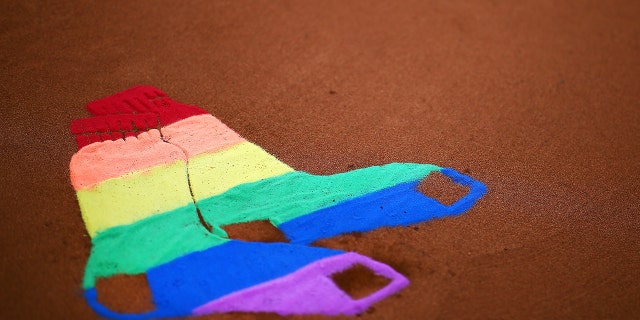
[192,252,409,316]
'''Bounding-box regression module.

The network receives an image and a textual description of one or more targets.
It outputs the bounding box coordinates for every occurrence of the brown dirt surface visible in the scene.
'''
[1,0,639,319]
[222,220,289,243]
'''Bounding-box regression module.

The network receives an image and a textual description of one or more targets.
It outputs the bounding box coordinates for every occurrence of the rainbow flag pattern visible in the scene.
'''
[69,86,487,319]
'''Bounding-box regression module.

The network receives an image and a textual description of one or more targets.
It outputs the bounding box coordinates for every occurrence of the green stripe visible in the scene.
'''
[199,163,440,228]
[83,203,227,288]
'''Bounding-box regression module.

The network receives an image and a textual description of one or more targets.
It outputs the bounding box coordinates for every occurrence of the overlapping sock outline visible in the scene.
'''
[69,86,487,319]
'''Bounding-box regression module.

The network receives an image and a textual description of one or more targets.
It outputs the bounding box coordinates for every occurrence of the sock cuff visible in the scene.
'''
[85,85,168,115]
[85,85,209,127]
[70,113,160,150]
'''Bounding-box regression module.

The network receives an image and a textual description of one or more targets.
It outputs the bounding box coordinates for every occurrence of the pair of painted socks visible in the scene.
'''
[69,86,487,319]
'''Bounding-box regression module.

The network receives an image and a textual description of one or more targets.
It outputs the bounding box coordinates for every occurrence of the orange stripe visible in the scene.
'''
[70,129,186,190]
[162,114,246,158]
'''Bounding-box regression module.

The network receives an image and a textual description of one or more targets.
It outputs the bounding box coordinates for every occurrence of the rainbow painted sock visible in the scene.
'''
[69,114,225,292]
[84,86,487,244]
[70,114,409,319]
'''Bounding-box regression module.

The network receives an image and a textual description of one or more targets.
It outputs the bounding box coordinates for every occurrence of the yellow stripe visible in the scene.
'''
[76,160,193,237]
[188,142,294,201]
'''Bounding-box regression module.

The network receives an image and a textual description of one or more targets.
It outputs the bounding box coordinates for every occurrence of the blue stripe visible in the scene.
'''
[279,168,487,245]
[145,240,343,316]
